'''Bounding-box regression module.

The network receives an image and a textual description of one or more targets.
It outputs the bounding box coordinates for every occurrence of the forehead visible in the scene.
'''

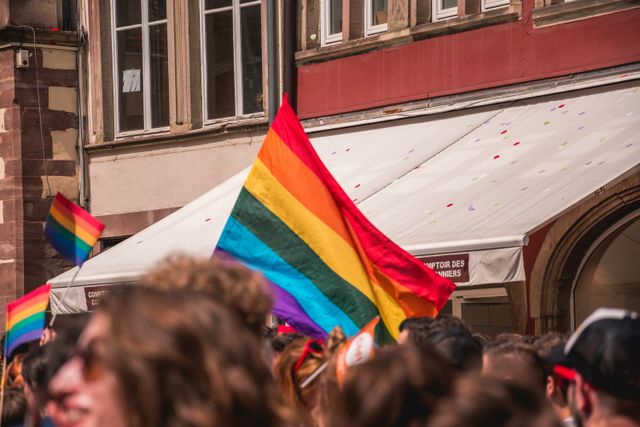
[79,313,109,347]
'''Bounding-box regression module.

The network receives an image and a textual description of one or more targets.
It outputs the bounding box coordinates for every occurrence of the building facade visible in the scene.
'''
[294,0,640,334]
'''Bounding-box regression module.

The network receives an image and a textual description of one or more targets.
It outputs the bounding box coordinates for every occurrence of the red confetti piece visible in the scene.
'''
[558,104,565,108]
[493,155,500,160]
[346,148,351,152]
[500,130,508,135]
[513,141,520,146]
[50,27,61,32]
[446,203,454,208]
[354,184,361,188]
[205,218,212,222]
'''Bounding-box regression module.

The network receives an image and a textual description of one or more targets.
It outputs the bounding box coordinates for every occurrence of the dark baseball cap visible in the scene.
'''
[556,308,640,401]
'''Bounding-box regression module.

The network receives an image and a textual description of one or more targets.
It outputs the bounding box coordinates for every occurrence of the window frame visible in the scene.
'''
[200,0,264,124]
[481,0,510,12]
[111,0,170,136]
[364,0,388,36]
[432,0,458,21]
[321,0,343,45]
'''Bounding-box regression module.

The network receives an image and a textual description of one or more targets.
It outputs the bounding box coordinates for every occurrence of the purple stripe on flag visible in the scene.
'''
[7,328,43,357]
[271,283,326,339]
[214,248,326,338]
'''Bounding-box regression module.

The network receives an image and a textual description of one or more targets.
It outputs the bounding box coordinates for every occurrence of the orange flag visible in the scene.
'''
[336,316,380,386]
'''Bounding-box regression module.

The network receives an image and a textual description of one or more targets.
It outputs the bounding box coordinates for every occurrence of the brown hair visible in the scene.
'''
[273,336,326,424]
[428,376,561,427]
[143,254,273,337]
[483,343,547,392]
[98,286,294,427]
[330,345,453,427]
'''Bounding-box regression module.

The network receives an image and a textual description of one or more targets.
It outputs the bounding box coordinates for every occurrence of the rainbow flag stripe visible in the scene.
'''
[44,193,105,266]
[4,284,51,357]
[216,96,455,342]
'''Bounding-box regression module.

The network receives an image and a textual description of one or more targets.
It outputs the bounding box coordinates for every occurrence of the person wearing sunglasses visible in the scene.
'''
[48,286,296,427]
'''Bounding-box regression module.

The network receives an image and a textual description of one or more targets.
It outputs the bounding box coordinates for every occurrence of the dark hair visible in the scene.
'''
[98,286,294,427]
[331,345,453,427]
[143,255,273,337]
[534,332,569,400]
[425,325,482,372]
[22,345,49,392]
[428,376,561,427]
[483,343,547,392]
[400,316,469,346]
[1,388,27,426]
[271,333,306,354]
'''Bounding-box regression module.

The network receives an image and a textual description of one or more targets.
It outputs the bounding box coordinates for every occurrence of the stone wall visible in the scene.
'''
[0,42,78,325]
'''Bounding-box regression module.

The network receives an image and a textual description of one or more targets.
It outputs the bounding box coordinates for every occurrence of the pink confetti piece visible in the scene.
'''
[579,111,586,116]
[513,141,520,146]
[538,169,546,174]
[446,203,454,208]
[408,149,415,153]
[550,108,556,112]
[474,138,481,143]
[578,126,585,131]
[625,144,633,148]
[598,161,605,166]
[331,151,337,155]
[521,187,528,191]
[346,148,351,152]
[493,155,500,160]
[205,218,212,222]
[137,241,143,244]
[585,161,592,166]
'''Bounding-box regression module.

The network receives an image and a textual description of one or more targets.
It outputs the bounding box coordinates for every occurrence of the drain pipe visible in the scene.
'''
[267,0,278,124]
[76,24,88,207]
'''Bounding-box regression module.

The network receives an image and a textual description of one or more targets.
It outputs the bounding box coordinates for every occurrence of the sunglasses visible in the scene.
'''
[293,339,324,373]
[73,340,105,382]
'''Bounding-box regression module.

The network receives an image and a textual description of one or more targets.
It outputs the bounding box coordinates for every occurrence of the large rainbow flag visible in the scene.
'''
[4,284,51,357]
[215,95,455,342]
[44,193,105,266]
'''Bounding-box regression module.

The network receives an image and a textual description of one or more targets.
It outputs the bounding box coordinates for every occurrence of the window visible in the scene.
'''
[112,0,169,133]
[432,0,458,21]
[482,0,510,11]
[365,0,387,36]
[202,0,263,121]
[322,0,343,45]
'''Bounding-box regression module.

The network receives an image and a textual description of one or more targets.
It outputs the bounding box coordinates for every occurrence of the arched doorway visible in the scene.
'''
[571,214,640,328]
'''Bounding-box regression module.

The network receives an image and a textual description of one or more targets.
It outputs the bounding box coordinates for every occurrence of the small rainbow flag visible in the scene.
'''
[4,284,51,357]
[215,95,455,342]
[44,193,105,266]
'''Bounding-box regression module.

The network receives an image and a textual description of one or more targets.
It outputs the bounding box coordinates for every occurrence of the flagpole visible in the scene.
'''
[0,354,7,427]
[49,266,81,328]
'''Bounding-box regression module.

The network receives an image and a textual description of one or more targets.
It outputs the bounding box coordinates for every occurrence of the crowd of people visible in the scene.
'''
[1,255,638,427]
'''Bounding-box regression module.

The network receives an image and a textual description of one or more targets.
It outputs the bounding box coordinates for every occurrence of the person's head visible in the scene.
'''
[143,254,273,337]
[49,286,294,427]
[398,316,469,346]
[555,308,640,426]
[8,353,26,388]
[22,344,51,411]
[534,333,571,418]
[2,388,27,427]
[482,343,547,392]
[331,344,453,427]
[273,336,326,422]
[427,376,561,427]
[424,325,482,372]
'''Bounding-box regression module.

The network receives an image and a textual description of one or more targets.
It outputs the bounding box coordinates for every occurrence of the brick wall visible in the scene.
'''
[0,43,78,325]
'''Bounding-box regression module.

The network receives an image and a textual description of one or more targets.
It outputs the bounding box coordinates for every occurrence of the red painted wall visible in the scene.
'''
[297,0,640,118]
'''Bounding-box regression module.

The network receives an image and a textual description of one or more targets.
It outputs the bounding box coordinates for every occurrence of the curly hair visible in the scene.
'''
[142,254,273,337]
[97,286,295,427]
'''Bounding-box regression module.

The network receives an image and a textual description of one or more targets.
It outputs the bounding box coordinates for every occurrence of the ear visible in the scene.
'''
[574,373,593,419]
[546,375,555,398]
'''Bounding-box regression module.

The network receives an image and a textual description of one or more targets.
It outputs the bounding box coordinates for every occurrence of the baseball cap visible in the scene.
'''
[558,308,640,401]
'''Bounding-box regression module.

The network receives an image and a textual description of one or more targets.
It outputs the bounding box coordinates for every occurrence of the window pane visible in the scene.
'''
[371,0,387,25]
[148,0,167,22]
[149,23,169,128]
[117,29,144,131]
[205,11,236,119]
[115,0,141,27]
[241,5,263,114]
[442,0,457,10]
[330,0,342,35]
[205,0,232,10]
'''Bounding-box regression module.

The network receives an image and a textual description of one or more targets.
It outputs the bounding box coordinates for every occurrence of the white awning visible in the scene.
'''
[49,79,640,313]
